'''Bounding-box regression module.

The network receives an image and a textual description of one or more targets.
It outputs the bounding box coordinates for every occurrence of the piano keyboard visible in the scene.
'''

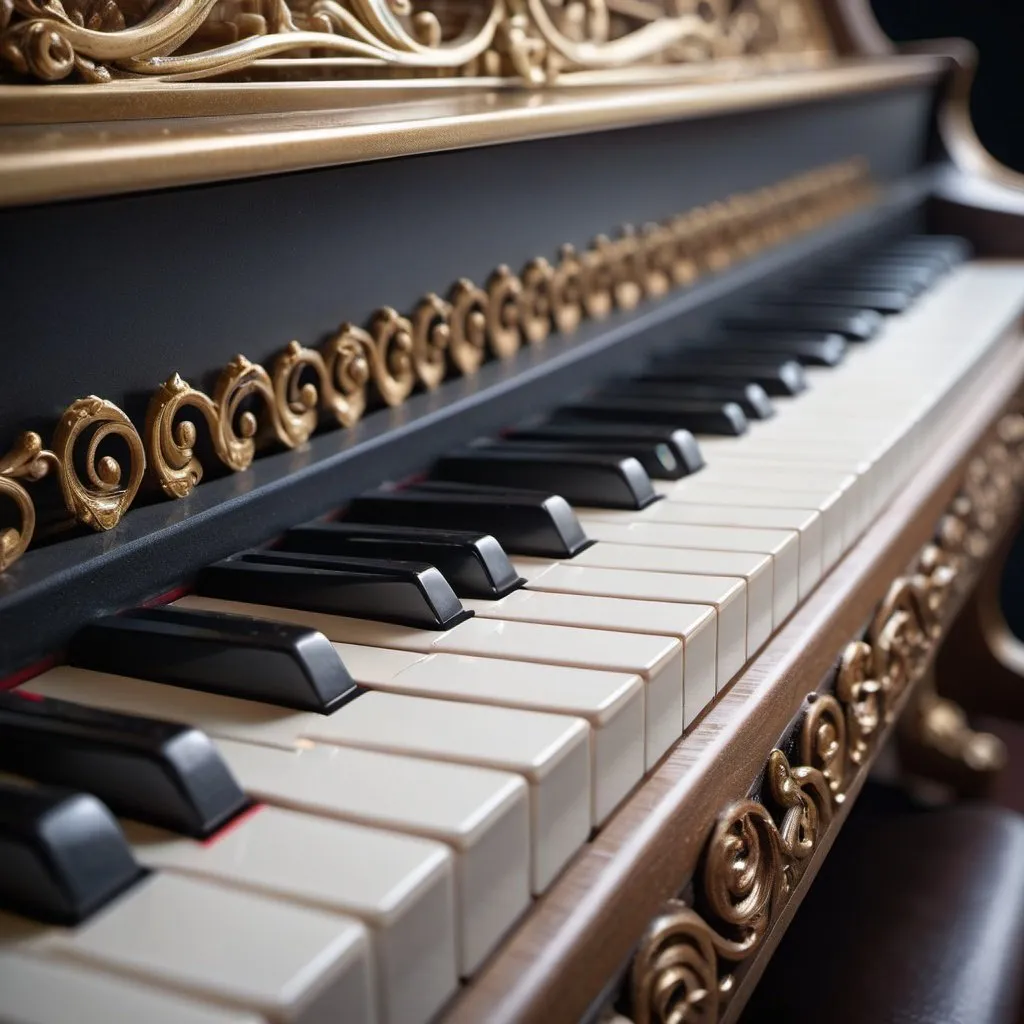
[3,236,1024,1024]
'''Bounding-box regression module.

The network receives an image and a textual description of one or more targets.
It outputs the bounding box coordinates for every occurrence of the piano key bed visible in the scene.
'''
[3,237,1024,1023]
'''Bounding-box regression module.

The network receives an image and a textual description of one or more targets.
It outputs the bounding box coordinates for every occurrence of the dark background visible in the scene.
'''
[872,0,1024,172]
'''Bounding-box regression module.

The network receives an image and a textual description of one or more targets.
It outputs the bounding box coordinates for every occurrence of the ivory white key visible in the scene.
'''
[578,519,801,621]
[461,590,717,728]
[657,466,863,550]
[512,561,747,688]
[0,951,263,1024]
[0,875,375,1024]
[22,668,591,894]
[176,594,676,771]
[652,481,847,568]
[339,643,644,815]
[122,806,457,1024]
[212,740,529,976]
[560,542,773,655]
[588,504,823,598]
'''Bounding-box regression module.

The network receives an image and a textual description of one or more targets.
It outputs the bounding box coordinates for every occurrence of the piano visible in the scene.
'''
[2,0,1024,1021]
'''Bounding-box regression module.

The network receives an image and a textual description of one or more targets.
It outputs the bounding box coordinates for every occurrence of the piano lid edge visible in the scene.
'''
[0,55,947,209]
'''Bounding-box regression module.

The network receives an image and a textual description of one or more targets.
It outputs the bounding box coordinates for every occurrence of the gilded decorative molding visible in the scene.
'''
[139,158,871,496]
[628,433,1023,1024]
[0,396,144,570]
[0,0,832,86]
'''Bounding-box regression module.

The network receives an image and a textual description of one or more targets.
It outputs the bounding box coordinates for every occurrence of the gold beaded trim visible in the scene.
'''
[0,157,872,573]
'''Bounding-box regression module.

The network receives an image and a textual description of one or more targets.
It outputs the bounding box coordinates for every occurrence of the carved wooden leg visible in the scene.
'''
[897,667,1006,799]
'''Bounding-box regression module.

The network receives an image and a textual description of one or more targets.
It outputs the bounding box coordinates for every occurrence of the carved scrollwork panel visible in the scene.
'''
[0,432,57,572]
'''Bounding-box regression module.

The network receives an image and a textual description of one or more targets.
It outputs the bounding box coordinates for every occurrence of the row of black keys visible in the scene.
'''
[0,235,969,925]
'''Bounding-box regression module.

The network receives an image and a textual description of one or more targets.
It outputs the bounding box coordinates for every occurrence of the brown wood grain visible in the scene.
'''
[443,330,1024,1024]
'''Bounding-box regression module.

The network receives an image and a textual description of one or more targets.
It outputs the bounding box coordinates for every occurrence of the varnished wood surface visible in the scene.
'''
[443,328,1024,1024]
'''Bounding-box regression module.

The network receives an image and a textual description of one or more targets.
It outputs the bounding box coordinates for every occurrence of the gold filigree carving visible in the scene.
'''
[0,432,57,572]
[447,278,489,376]
[145,355,292,499]
[485,265,525,360]
[868,577,930,708]
[52,396,145,531]
[519,257,557,345]
[800,693,846,800]
[321,322,372,425]
[410,293,452,391]
[633,749,833,1024]
[834,639,883,766]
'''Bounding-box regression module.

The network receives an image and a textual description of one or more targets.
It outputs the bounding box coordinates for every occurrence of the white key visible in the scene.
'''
[213,740,529,976]
[462,590,716,728]
[0,951,262,1024]
[177,595,675,771]
[650,481,846,569]
[23,669,591,895]
[124,806,457,1024]
[598,502,823,598]
[563,542,773,656]
[513,561,747,688]
[578,519,800,623]
[656,467,860,551]
[0,875,375,1024]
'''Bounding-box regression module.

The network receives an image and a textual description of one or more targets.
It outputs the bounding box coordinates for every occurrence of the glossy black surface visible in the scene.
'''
[0,779,143,925]
[0,691,248,838]
[697,331,848,366]
[429,449,659,511]
[615,380,775,420]
[771,288,911,314]
[198,552,470,630]
[503,422,705,477]
[644,355,807,396]
[723,305,884,341]
[553,397,749,435]
[347,488,591,558]
[480,436,695,481]
[69,607,361,713]
[279,523,524,599]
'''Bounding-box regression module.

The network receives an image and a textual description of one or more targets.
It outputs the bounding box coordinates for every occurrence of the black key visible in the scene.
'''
[615,380,775,419]
[279,523,523,599]
[554,397,748,435]
[476,437,691,481]
[767,288,910,314]
[198,552,470,630]
[504,422,705,475]
[886,235,970,266]
[643,355,806,396]
[345,489,590,559]
[722,305,883,341]
[0,691,248,839]
[0,779,143,925]
[703,331,847,366]
[430,449,658,511]
[808,270,928,296]
[69,607,361,714]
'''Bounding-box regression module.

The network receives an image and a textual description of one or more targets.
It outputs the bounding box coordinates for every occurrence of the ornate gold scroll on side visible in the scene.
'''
[629,426,1024,1024]
[0,0,832,86]
[0,397,144,570]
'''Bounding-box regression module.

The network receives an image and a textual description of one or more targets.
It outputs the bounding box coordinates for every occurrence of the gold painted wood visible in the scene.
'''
[443,325,1024,1024]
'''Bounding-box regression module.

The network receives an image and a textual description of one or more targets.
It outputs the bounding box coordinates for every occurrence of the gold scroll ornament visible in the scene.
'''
[0,396,144,571]
[145,158,874,499]
[629,420,1024,1024]
[0,0,831,86]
